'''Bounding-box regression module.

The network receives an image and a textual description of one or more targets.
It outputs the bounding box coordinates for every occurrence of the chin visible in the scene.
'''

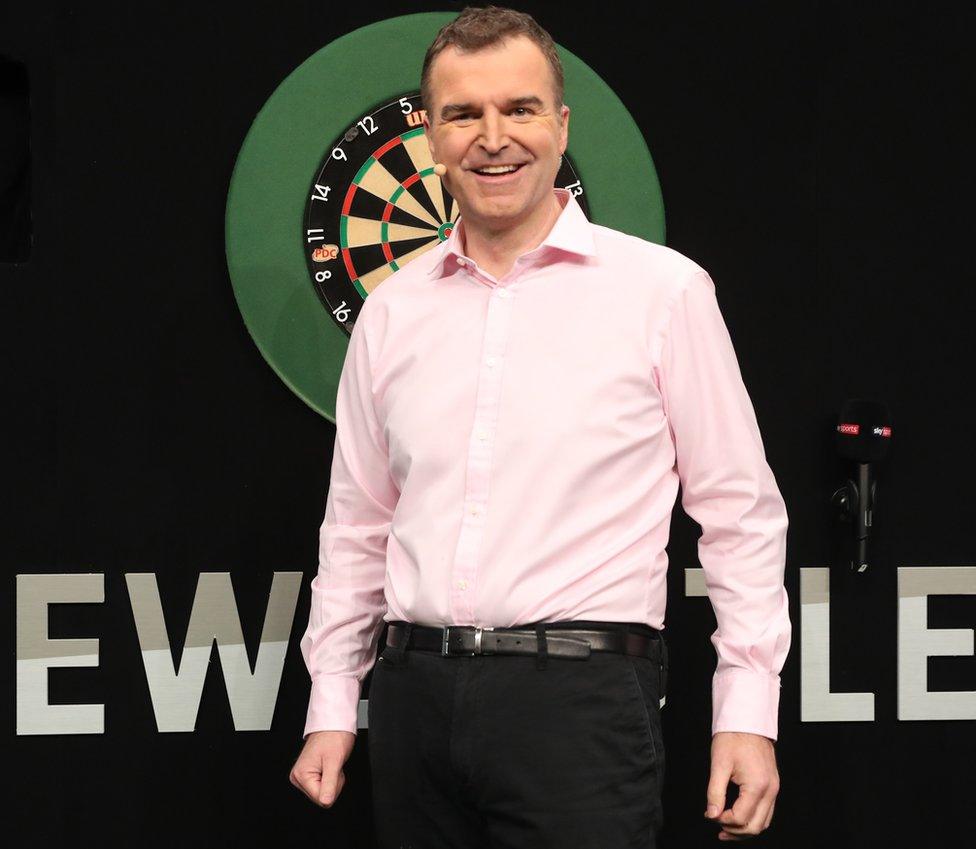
[475,196,528,214]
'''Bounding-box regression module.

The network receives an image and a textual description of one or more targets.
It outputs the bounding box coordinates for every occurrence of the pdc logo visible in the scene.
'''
[311,243,339,263]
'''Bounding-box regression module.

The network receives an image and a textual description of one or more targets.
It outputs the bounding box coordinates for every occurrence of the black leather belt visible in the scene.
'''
[385,620,665,663]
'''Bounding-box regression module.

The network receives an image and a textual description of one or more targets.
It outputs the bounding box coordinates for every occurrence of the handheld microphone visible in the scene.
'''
[831,398,893,572]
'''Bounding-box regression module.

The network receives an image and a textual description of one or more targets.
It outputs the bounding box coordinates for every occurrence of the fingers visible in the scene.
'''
[718,788,772,840]
[704,756,732,821]
[715,785,761,832]
[289,748,346,808]
[716,776,780,840]
[706,733,780,840]
[288,761,321,805]
[317,757,346,807]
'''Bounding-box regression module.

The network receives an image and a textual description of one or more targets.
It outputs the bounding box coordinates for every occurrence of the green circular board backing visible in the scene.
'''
[225,12,665,422]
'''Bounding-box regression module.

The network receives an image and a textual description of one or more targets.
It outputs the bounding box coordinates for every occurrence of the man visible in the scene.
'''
[290,6,789,847]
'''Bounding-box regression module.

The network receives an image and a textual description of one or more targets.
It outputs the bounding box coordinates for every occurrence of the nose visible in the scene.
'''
[476,109,509,155]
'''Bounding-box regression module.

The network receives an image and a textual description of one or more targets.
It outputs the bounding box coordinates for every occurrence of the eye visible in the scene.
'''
[513,107,531,116]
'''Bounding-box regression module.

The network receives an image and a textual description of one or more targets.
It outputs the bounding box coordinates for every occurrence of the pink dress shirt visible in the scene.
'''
[300,187,791,742]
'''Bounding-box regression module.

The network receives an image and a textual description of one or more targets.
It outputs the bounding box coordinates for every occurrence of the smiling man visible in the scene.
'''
[290,6,790,848]
[422,33,569,281]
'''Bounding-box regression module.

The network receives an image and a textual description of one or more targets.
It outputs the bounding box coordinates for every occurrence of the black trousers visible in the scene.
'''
[367,620,666,849]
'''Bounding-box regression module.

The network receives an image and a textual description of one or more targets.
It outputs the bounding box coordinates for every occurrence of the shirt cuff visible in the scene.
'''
[303,674,362,740]
[712,666,782,742]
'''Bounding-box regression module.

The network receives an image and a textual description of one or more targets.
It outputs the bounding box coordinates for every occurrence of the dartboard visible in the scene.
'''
[226,12,664,421]
[303,92,589,335]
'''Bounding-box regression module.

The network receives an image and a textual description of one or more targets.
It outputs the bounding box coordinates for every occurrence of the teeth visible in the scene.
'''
[476,164,520,174]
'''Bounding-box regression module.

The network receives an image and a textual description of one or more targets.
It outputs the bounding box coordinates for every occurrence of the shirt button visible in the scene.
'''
[477,430,488,441]
[469,505,480,516]
[486,357,496,367]
[496,289,509,298]
[458,580,467,590]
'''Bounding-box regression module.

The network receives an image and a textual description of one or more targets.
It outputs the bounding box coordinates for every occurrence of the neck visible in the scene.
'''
[459,192,565,280]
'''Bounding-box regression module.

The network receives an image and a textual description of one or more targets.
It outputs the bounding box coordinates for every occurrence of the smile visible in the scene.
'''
[471,163,526,182]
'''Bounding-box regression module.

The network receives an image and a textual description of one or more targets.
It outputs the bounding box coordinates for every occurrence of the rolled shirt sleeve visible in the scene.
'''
[656,269,792,741]
[298,308,399,739]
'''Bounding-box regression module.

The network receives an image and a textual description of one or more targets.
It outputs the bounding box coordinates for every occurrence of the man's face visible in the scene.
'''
[423,35,570,232]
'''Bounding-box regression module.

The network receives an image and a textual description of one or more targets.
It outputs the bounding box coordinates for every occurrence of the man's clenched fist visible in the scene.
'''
[289,730,357,808]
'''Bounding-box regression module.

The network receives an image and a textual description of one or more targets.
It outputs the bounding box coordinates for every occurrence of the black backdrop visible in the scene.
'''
[4,2,973,847]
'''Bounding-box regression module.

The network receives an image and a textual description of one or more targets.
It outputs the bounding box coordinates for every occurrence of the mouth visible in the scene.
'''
[469,163,527,183]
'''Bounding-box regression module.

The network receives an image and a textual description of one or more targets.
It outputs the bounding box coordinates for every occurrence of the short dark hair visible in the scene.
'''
[420,5,565,117]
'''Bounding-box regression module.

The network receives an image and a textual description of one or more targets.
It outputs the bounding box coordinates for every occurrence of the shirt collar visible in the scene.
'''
[426,187,597,279]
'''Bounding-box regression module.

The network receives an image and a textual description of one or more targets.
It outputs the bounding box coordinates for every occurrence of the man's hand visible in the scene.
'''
[704,731,780,841]
[289,730,357,808]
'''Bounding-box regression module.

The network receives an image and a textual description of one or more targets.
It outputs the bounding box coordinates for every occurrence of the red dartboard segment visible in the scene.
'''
[381,202,396,265]
[339,178,359,286]
[372,135,402,159]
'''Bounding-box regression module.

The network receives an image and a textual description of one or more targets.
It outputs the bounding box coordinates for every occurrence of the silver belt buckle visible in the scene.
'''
[442,625,494,655]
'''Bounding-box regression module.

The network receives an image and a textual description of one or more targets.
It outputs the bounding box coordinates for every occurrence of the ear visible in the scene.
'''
[422,113,436,160]
[558,104,570,156]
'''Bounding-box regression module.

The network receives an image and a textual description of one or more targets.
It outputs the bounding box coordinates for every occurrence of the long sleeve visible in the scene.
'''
[655,269,791,741]
[298,308,399,739]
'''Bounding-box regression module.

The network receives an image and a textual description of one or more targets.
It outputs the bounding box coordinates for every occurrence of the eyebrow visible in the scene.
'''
[439,95,545,120]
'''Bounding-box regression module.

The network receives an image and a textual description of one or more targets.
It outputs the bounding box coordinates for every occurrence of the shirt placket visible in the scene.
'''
[449,263,518,626]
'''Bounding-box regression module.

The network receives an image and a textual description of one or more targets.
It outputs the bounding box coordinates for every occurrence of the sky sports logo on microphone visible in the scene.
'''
[836,423,892,437]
